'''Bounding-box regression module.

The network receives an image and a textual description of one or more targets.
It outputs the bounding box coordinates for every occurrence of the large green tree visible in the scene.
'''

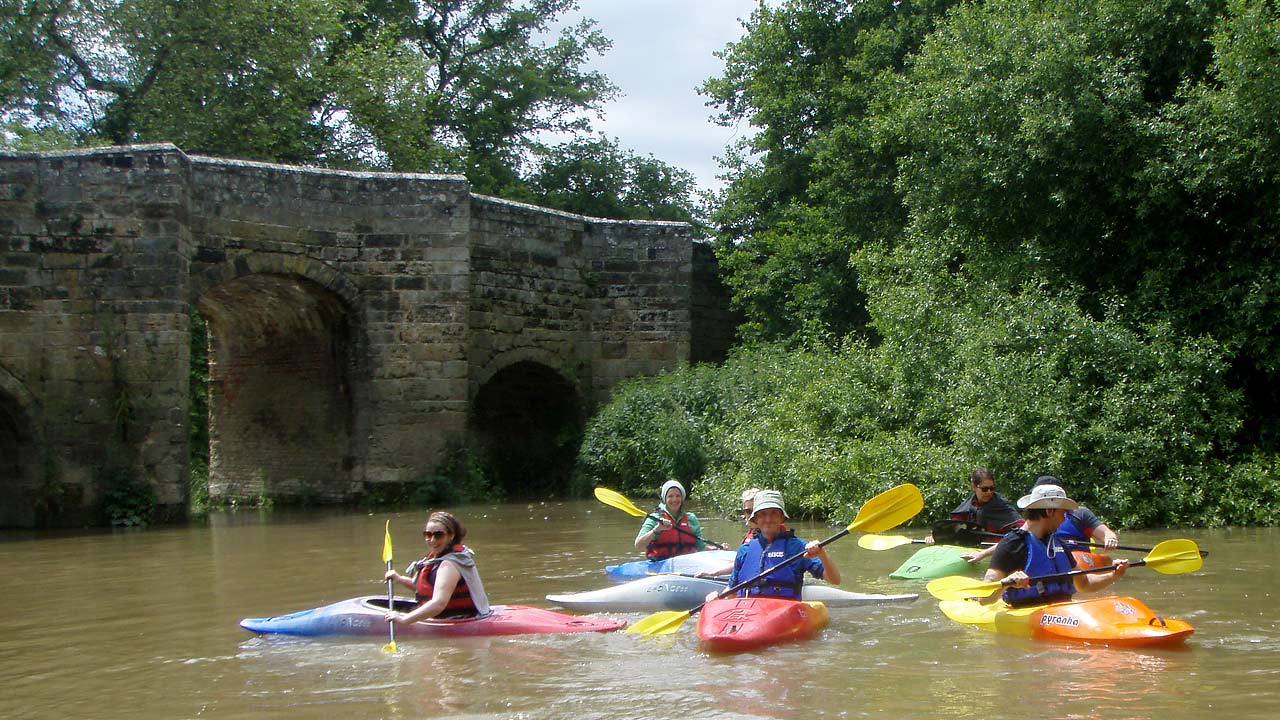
[524,135,706,226]
[702,0,959,342]
[2,0,353,162]
[332,0,616,193]
[876,0,1280,446]
[1,0,617,193]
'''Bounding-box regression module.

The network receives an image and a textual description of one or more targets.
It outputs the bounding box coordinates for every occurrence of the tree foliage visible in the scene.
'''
[702,0,960,342]
[4,3,624,185]
[524,135,706,226]
[580,0,1280,526]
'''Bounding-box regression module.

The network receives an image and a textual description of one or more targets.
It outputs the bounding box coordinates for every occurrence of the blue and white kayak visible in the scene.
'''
[239,596,625,638]
[547,574,919,613]
[604,550,737,581]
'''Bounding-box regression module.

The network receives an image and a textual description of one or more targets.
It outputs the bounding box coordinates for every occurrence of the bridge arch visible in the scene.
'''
[0,366,45,527]
[190,256,365,503]
[470,353,583,499]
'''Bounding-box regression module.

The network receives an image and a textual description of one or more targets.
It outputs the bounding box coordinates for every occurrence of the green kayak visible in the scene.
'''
[889,544,986,580]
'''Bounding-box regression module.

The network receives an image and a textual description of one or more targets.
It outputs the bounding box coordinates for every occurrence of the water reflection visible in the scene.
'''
[2,508,1278,719]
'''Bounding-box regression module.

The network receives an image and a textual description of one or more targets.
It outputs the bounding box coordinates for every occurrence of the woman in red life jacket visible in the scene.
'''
[383,511,491,623]
[633,479,708,560]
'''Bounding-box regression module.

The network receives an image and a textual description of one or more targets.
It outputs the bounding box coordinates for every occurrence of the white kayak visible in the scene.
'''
[603,550,737,581]
[546,574,919,613]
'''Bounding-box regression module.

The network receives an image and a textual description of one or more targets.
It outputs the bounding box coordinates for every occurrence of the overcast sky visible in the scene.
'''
[550,0,762,194]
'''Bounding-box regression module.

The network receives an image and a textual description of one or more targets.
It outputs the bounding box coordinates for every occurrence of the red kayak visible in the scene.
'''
[696,597,829,653]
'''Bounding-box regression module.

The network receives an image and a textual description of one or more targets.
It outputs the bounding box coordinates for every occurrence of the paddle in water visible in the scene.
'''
[593,487,730,550]
[925,538,1204,602]
[382,520,397,653]
[626,483,924,636]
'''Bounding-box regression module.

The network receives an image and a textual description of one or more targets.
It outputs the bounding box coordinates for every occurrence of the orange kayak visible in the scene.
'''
[939,594,1193,647]
[696,597,829,653]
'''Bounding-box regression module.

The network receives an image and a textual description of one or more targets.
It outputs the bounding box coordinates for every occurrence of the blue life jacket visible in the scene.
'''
[1054,512,1090,544]
[734,530,807,600]
[1002,530,1076,607]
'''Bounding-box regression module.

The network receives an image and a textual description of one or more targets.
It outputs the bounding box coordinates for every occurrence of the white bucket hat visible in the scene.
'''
[1016,483,1079,510]
[660,479,686,502]
[750,489,789,519]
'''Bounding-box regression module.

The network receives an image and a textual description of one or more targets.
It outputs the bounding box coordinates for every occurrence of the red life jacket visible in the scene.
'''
[645,511,698,560]
[413,545,480,616]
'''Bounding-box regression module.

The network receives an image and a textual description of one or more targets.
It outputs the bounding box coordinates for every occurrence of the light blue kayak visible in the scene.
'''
[604,550,737,581]
[548,574,919,613]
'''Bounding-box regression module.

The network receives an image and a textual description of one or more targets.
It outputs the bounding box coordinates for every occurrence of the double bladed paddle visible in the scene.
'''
[625,483,924,637]
[593,487,731,550]
[381,520,397,653]
[925,538,1204,602]
[971,538,1209,557]
[1060,539,1209,557]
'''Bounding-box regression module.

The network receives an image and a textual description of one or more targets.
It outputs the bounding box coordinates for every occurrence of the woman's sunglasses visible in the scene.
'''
[423,530,448,539]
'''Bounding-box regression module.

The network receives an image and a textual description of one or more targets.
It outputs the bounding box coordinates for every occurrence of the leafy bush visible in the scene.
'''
[579,275,1264,527]
[98,465,157,528]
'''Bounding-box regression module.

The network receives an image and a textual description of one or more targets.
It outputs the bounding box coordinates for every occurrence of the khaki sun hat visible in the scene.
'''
[1016,483,1079,510]
[750,489,789,519]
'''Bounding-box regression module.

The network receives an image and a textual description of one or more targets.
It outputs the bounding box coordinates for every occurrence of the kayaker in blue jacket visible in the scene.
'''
[721,490,841,599]
[964,474,1121,564]
[384,511,491,623]
[984,484,1128,607]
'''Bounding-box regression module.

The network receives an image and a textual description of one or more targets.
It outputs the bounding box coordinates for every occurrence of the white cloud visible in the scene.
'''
[547,0,761,193]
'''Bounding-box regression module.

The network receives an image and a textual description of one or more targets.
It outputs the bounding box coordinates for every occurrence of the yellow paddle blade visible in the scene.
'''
[927,575,1001,601]
[1144,539,1203,574]
[593,487,648,518]
[625,610,693,636]
[857,534,916,551]
[845,484,924,534]
[382,520,394,564]
[382,640,397,653]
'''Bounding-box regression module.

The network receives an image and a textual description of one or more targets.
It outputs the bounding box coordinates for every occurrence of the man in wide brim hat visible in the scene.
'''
[1015,482,1080,511]
[984,483,1129,607]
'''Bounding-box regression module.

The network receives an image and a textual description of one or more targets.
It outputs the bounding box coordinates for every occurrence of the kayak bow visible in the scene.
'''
[697,596,830,653]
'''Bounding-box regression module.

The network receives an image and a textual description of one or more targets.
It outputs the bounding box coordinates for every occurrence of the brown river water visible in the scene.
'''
[1,500,1277,719]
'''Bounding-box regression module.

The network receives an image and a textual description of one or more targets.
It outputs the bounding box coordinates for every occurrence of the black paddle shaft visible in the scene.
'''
[978,539,1210,558]
[646,510,730,550]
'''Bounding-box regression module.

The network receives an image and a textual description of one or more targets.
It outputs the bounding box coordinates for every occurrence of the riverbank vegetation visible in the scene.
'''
[580,0,1280,527]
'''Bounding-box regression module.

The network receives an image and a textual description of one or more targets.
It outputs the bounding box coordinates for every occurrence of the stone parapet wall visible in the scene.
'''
[583,219,693,395]
[468,195,595,401]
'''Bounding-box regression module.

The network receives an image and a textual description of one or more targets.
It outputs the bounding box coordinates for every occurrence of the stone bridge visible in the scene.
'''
[0,145,736,527]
